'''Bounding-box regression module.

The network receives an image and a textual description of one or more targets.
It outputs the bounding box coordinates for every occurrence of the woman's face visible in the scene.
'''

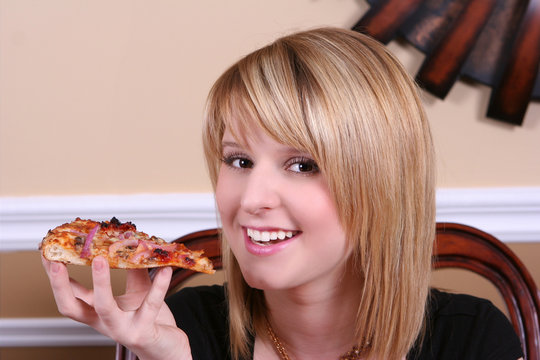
[215,124,351,291]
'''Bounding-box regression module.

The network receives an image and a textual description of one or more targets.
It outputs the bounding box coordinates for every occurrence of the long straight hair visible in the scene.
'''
[203,27,436,360]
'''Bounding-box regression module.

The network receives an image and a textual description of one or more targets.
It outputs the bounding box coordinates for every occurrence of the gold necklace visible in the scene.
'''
[266,321,365,360]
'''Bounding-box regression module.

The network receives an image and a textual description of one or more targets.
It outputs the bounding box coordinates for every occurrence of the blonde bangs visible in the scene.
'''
[203,42,325,189]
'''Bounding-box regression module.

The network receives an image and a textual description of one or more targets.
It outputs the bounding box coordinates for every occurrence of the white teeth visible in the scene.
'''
[247,228,297,242]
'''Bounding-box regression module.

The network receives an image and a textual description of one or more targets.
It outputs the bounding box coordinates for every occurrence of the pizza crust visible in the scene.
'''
[42,242,90,266]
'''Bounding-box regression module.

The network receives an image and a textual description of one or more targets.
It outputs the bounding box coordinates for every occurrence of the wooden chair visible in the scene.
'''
[116,223,540,360]
[434,223,540,360]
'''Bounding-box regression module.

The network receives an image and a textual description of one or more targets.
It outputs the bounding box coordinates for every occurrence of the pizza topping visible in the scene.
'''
[100,217,137,234]
[101,216,122,228]
[129,241,153,263]
[68,230,87,237]
[183,256,196,266]
[128,240,181,264]
[80,224,100,258]
[152,248,172,262]
[153,248,169,256]
[41,217,215,273]
[74,236,85,252]
[142,239,178,252]
[108,237,139,257]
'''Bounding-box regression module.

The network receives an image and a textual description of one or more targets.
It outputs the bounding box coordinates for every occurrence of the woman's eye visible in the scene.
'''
[222,155,253,169]
[287,158,319,174]
[233,158,253,168]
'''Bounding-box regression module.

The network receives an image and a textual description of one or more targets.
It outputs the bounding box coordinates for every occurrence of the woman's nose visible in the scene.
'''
[240,166,281,215]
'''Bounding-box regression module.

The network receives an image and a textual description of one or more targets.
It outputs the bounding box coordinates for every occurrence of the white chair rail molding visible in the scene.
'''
[0,187,539,347]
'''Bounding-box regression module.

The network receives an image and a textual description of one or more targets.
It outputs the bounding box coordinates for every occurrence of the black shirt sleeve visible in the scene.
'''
[165,285,230,360]
[409,289,524,360]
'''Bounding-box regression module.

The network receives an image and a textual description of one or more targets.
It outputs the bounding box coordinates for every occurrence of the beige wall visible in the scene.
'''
[1,0,539,197]
[1,1,539,359]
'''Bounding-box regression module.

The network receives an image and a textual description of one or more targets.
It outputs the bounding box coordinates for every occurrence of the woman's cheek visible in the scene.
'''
[216,169,241,228]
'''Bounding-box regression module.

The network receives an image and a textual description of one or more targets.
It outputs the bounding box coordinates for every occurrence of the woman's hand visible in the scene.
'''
[42,255,192,360]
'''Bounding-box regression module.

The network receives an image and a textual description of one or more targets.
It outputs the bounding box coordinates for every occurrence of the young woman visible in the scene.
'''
[43,28,524,360]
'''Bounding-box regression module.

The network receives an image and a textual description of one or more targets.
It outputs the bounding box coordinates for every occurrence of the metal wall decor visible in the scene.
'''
[353,0,540,126]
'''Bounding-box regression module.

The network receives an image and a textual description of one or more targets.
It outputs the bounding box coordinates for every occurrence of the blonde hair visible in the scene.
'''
[203,27,436,360]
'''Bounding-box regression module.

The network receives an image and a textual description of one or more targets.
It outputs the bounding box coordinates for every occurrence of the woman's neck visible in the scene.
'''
[260,264,363,359]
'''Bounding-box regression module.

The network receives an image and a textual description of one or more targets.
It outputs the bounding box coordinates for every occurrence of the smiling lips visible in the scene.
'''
[246,228,299,245]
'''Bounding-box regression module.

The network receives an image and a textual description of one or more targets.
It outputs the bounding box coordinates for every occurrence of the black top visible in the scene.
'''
[166,285,524,360]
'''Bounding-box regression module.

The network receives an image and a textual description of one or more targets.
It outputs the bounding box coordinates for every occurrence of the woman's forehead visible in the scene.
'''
[221,123,311,157]
[221,123,277,148]
[221,117,260,148]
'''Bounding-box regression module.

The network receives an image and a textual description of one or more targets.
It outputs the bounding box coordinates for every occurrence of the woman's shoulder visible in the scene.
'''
[166,284,227,313]
[169,284,226,300]
[166,285,230,359]
[428,287,501,316]
[165,284,228,328]
[408,288,524,360]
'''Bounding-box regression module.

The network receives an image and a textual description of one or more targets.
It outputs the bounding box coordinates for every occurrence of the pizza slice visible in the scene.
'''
[40,217,215,274]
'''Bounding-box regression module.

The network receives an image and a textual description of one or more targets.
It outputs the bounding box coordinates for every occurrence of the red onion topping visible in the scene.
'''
[80,225,99,259]
[108,238,138,257]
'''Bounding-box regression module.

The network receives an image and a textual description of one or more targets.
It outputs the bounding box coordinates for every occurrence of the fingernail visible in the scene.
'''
[93,256,105,271]
[51,262,61,273]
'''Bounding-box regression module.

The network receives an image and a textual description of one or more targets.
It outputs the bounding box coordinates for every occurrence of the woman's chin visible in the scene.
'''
[241,271,288,291]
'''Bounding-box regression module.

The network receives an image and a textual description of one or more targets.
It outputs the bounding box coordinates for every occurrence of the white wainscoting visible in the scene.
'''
[0,318,114,347]
[0,193,218,252]
[0,187,539,347]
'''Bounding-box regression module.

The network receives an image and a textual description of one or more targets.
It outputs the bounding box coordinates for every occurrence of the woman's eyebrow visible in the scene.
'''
[221,141,241,149]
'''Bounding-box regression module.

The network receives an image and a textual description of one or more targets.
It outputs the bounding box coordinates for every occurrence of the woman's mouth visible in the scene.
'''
[246,228,299,246]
